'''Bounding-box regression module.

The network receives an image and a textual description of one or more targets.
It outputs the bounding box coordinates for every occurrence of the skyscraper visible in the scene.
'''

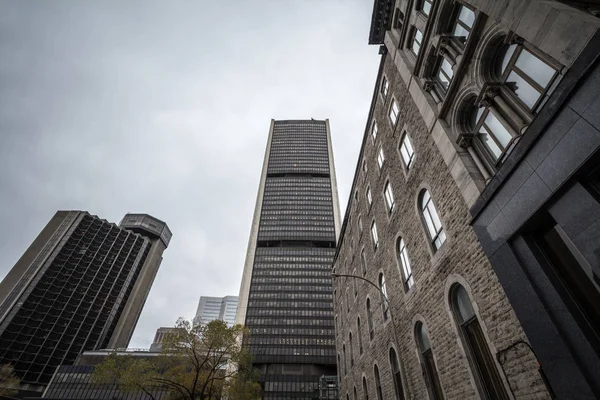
[236,119,341,399]
[0,211,171,393]
[194,295,238,327]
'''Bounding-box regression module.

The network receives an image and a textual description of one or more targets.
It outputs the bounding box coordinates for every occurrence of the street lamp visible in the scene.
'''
[331,272,411,399]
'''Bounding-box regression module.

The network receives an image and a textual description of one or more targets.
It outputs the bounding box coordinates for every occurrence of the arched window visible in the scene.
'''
[366,299,374,340]
[362,376,369,400]
[389,348,405,400]
[470,104,513,162]
[354,386,358,400]
[346,288,351,313]
[357,317,364,354]
[415,322,444,399]
[361,250,368,276]
[419,190,446,250]
[343,344,347,375]
[397,238,414,291]
[495,42,558,111]
[373,365,383,400]
[349,332,355,367]
[451,285,509,399]
[346,394,350,400]
[378,273,390,321]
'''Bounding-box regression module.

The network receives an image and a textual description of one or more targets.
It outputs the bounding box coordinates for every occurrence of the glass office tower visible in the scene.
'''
[0,211,171,393]
[236,119,341,399]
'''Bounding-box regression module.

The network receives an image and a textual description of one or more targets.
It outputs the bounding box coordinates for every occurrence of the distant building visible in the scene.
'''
[194,295,238,327]
[0,211,171,395]
[235,119,340,399]
[149,327,182,352]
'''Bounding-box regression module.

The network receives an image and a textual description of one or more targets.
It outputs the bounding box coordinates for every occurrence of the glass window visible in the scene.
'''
[358,216,363,232]
[416,323,444,399]
[371,122,378,142]
[367,299,374,340]
[437,58,454,91]
[452,5,475,43]
[399,133,415,169]
[371,221,379,249]
[420,190,446,250]
[389,348,405,400]
[497,44,558,110]
[374,365,383,400]
[349,332,355,367]
[384,182,394,212]
[357,318,364,354]
[377,148,385,169]
[389,99,400,126]
[421,0,433,16]
[471,105,513,161]
[343,343,347,375]
[361,250,367,276]
[398,238,414,290]
[366,187,372,206]
[362,377,369,400]
[412,28,423,55]
[379,273,390,321]
[354,386,358,400]
[451,285,510,399]
[381,77,389,98]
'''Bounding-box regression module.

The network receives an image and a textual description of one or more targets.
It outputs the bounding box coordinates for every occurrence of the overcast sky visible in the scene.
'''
[0,0,379,348]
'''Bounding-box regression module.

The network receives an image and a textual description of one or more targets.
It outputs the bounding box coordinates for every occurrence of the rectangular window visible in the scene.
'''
[366,187,372,207]
[422,0,433,16]
[437,58,454,91]
[362,160,368,180]
[371,122,378,142]
[384,182,394,212]
[412,28,423,56]
[381,77,389,98]
[371,221,379,249]
[389,99,400,126]
[377,148,385,169]
[399,132,415,169]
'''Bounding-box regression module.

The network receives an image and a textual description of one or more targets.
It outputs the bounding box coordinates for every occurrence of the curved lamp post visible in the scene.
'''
[331,272,411,399]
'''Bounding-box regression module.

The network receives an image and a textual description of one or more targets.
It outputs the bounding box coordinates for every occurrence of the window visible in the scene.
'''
[362,377,369,400]
[366,299,374,340]
[389,98,400,126]
[399,132,415,169]
[371,221,379,249]
[361,250,367,276]
[381,77,389,99]
[420,190,446,250]
[373,365,383,400]
[384,182,394,212]
[452,5,475,43]
[393,8,404,30]
[349,332,355,367]
[496,43,558,110]
[366,187,372,207]
[362,160,368,179]
[411,28,423,55]
[379,273,389,321]
[470,105,513,162]
[371,122,378,142]
[354,386,358,400]
[346,288,351,313]
[377,148,385,169]
[353,269,358,297]
[343,343,347,375]
[436,57,454,92]
[451,285,509,400]
[415,323,444,399]
[389,348,405,400]
[420,0,433,16]
[397,238,414,290]
[357,318,364,354]
[358,216,363,232]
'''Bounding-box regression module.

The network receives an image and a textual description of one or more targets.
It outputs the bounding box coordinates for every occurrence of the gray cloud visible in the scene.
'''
[0,0,379,348]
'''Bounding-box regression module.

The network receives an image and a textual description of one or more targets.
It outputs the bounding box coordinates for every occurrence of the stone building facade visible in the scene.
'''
[333,1,600,399]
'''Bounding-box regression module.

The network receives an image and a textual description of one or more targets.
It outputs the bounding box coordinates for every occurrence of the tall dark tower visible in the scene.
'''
[0,211,171,394]
[236,119,341,399]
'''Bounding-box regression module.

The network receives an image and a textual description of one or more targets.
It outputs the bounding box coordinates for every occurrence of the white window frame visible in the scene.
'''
[371,121,378,142]
[381,76,389,99]
[389,98,400,127]
[366,187,372,207]
[384,181,394,212]
[371,221,379,249]
[377,147,385,169]
[398,238,414,290]
[399,131,415,169]
[420,190,446,250]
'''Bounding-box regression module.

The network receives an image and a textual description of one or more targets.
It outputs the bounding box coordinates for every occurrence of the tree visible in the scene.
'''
[0,363,20,397]
[92,318,261,400]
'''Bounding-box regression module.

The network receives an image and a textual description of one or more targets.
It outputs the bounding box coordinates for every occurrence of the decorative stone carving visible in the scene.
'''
[456,132,476,148]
